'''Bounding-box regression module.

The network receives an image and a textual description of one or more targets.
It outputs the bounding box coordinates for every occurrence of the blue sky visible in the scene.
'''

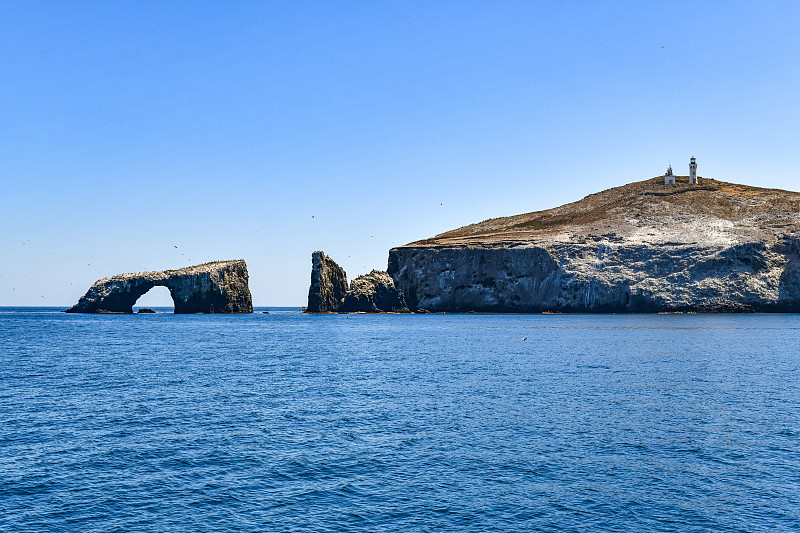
[2,1,798,306]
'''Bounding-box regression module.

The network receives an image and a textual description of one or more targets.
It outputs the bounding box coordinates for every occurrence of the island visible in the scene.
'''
[66,260,253,314]
[309,172,800,313]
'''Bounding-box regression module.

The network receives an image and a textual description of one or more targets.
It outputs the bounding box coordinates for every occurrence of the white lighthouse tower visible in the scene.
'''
[689,156,698,184]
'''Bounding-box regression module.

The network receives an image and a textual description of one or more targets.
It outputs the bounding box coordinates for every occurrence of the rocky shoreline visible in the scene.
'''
[306,251,408,313]
[64,176,800,314]
[309,176,800,313]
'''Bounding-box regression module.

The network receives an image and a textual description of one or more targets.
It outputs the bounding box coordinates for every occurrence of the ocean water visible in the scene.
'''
[1,308,799,532]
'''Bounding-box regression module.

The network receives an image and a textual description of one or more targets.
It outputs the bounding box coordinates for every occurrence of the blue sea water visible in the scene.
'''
[1,308,799,532]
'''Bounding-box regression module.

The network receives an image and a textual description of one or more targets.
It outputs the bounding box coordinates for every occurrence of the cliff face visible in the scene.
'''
[307,252,408,312]
[307,251,349,312]
[341,270,408,313]
[388,177,800,312]
[66,260,253,314]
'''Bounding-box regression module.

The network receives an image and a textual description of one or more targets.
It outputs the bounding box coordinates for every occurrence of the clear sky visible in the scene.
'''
[1,1,798,307]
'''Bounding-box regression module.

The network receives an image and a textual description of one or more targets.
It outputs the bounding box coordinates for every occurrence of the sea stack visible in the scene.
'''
[341,270,408,313]
[307,251,349,312]
[306,252,408,313]
[66,260,253,314]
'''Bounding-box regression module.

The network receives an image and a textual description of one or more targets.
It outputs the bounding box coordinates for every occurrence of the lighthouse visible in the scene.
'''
[689,156,698,184]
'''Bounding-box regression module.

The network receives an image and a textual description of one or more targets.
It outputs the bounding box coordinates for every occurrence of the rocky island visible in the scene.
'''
[307,252,408,313]
[66,260,253,314]
[310,175,800,313]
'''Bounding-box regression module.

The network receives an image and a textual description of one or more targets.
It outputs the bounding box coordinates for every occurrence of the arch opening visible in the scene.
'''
[133,285,175,313]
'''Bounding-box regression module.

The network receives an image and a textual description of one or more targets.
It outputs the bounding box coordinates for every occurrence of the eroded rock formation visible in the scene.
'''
[306,252,407,312]
[342,270,408,313]
[66,260,253,314]
[387,177,800,313]
[307,251,349,312]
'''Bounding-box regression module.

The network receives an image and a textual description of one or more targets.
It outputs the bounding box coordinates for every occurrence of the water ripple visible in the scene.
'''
[1,310,799,531]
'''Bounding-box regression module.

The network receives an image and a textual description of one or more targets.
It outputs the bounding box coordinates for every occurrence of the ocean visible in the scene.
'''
[1,308,799,532]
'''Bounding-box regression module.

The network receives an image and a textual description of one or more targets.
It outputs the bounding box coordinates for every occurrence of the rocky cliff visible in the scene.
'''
[387,176,800,312]
[66,260,253,314]
[341,270,408,313]
[307,252,407,312]
[307,251,349,312]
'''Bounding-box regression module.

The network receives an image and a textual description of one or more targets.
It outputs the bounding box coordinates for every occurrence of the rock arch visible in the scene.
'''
[66,260,253,314]
[133,285,173,309]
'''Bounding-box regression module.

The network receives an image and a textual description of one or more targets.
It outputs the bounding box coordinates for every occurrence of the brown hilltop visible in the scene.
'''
[386,175,800,313]
[303,175,800,313]
[407,176,800,248]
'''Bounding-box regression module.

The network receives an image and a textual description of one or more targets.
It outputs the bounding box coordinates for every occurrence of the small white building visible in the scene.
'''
[689,156,698,184]
[664,164,675,184]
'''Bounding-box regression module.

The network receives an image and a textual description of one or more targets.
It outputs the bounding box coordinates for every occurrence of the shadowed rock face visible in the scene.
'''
[387,177,800,313]
[341,270,408,313]
[307,251,348,312]
[306,252,408,313]
[66,260,253,314]
[388,242,800,313]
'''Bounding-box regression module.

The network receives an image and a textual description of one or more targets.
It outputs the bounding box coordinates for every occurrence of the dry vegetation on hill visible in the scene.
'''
[408,176,800,247]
